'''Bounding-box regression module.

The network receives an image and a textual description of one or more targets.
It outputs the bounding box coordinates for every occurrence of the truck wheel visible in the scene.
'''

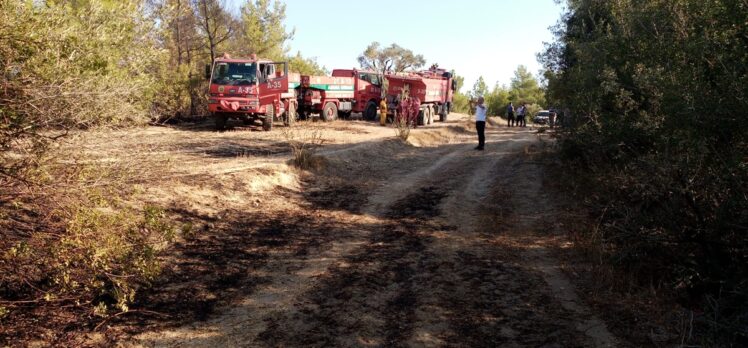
[440,106,448,122]
[364,101,377,121]
[215,113,228,131]
[263,105,274,131]
[321,102,337,122]
[284,102,296,126]
[427,106,434,125]
[417,108,426,126]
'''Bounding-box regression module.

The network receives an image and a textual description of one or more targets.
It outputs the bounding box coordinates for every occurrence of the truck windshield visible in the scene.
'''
[212,62,257,85]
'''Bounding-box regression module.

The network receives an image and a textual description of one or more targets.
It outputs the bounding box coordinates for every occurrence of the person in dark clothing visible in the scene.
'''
[506,102,515,127]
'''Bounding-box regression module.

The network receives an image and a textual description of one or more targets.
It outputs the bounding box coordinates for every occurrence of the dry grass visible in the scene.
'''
[393,117,411,142]
[281,127,327,170]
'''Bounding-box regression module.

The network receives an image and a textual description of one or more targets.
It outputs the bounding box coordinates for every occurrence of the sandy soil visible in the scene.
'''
[54,114,617,347]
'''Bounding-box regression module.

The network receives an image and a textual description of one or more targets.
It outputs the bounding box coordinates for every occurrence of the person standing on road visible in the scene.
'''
[506,102,515,127]
[474,97,487,150]
[517,103,527,127]
[379,98,388,126]
[549,108,557,129]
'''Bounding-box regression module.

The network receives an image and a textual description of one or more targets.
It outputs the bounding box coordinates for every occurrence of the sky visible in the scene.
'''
[228,0,566,93]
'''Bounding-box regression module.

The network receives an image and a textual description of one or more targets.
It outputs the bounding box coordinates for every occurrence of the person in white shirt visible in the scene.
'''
[517,103,527,127]
[474,97,487,150]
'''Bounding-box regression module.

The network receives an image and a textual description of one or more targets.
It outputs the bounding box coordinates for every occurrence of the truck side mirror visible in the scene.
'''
[451,80,457,91]
[204,64,211,80]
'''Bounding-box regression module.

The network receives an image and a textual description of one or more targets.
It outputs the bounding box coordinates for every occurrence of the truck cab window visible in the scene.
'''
[369,74,380,86]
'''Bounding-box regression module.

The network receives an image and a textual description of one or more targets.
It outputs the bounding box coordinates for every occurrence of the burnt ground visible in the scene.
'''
[1,115,622,347]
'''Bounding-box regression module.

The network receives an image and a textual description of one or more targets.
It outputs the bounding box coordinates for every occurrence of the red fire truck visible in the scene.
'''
[384,67,457,126]
[298,69,384,121]
[205,54,299,131]
[297,67,456,125]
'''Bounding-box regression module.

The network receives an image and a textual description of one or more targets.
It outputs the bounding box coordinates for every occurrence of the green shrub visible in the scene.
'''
[543,0,748,344]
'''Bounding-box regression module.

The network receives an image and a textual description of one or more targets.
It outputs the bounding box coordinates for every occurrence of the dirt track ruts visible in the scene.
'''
[125,115,616,347]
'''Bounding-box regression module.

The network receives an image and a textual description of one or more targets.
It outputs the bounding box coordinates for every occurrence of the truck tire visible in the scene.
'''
[427,106,434,125]
[215,113,228,131]
[284,102,296,126]
[440,104,449,122]
[321,102,337,122]
[417,108,425,126]
[364,101,377,121]
[263,105,274,131]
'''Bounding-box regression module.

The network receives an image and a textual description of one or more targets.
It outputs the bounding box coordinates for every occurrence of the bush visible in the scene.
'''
[1,158,178,320]
[283,127,326,170]
[393,116,411,142]
[0,1,166,187]
[543,0,748,344]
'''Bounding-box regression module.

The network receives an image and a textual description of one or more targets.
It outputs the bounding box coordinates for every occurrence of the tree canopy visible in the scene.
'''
[235,0,294,59]
[541,1,748,344]
[357,42,426,73]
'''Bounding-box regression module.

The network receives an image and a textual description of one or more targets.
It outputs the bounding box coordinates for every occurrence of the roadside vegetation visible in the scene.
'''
[451,65,546,121]
[0,0,321,341]
[541,0,747,345]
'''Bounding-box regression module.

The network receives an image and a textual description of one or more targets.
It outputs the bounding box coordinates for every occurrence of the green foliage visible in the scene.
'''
[449,71,470,114]
[288,52,327,76]
[0,0,163,127]
[235,0,294,60]
[1,159,178,318]
[509,65,545,106]
[471,76,488,99]
[357,42,426,73]
[543,0,748,344]
[0,0,165,184]
[452,93,470,114]
[485,83,510,116]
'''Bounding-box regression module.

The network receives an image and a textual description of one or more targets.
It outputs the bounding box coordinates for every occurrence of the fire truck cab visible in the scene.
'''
[205,54,296,131]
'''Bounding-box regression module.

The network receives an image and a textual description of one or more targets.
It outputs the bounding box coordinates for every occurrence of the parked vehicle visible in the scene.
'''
[533,110,551,125]
[297,66,457,125]
[384,67,457,125]
[205,54,298,131]
[297,69,383,121]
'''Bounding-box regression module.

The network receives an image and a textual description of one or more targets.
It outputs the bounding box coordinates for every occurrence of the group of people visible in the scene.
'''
[505,102,527,127]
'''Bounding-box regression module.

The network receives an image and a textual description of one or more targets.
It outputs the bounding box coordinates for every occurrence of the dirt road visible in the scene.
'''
[84,114,616,347]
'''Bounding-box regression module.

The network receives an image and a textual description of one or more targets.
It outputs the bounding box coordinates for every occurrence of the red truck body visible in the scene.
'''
[298,69,384,121]
[297,67,456,125]
[206,55,298,130]
[384,68,456,125]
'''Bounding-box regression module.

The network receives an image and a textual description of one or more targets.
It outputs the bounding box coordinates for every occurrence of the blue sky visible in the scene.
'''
[228,0,566,93]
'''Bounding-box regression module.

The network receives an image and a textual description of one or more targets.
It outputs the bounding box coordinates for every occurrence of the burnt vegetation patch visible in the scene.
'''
[386,186,448,219]
[303,180,367,214]
[257,219,437,347]
[109,207,341,336]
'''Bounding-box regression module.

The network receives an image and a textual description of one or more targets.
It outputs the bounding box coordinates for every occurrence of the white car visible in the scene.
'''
[533,110,551,124]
